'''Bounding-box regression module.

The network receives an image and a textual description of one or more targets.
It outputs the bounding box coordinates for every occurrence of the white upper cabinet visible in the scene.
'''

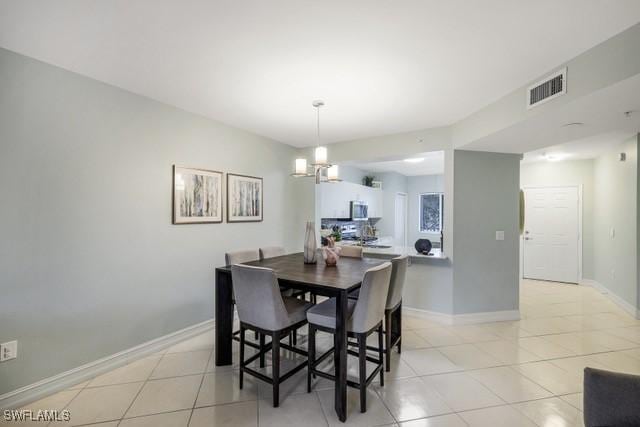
[319,182,383,219]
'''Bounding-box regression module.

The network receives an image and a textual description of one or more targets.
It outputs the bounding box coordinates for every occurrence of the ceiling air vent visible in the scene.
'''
[527,68,567,109]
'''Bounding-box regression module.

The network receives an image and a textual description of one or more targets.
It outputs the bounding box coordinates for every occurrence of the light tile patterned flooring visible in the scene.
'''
[6,279,640,426]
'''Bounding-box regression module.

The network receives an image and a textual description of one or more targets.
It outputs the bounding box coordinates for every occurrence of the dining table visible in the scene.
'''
[214,252,387,422]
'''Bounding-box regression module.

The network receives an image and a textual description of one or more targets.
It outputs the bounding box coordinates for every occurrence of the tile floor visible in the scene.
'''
[6,279,640,426]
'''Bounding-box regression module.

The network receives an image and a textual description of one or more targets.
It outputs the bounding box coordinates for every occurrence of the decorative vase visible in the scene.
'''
[414,238,432,254]
[303,221,317,264]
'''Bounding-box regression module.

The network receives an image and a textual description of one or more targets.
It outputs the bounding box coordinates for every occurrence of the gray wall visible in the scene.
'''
[0,48,303,395]
[520,159,595,280]
[407,175,445,247]
[452,150,521,314]
[593,136,638,311]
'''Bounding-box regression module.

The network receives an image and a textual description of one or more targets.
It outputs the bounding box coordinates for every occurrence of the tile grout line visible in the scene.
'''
[186,346,214,426]
[115,351,165,426]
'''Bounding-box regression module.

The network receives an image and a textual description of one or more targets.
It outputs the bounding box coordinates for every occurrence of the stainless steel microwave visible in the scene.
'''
[350,201,368,221]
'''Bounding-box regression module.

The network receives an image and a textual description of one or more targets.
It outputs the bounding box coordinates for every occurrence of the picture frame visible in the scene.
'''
[172,166,223,224]
[227,173,263,222]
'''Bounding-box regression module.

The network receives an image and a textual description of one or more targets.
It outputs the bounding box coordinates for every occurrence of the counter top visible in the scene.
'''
[336,241,448,261]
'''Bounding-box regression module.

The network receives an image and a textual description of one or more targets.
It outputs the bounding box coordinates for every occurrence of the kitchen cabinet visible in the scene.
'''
[319,181,383,219]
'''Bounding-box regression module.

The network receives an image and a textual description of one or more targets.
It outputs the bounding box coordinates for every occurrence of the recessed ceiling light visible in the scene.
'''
[404,157,425,163]
[561,122,584,127]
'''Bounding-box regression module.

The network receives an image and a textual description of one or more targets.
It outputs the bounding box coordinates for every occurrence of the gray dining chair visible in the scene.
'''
[226,249,260,266]
[225,249,261,342]
[306,262,392,413]
[348,255,408,372]
[383,255,408,371]
[584,367,640,426]
[259,246,286,260]
[260,246,316,307]
[340,245,363,258]
[232,264,312,407]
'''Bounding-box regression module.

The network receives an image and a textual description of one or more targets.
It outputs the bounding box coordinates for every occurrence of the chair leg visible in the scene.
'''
[259,333,266,368]
[378,324,384,386]
[254,331,259,340]
[358,333,367,413]
[293,328,297,346]
[307,324,316,393]
[272,331,280,407]
[239,326,245,390]
[397,303,402,353]
[385,310,392,372]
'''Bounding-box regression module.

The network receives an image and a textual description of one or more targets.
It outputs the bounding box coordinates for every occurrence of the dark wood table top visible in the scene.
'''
[217,252,388,292]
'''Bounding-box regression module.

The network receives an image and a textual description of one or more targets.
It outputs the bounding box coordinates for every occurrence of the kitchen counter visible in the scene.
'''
[336,241,448,262]
[334,238,453,316]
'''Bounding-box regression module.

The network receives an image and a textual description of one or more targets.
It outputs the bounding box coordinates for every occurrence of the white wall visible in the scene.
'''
[338,165,370,185]
[593,136,638,314]
[520,159,595,279]
[407,175,445,247]
[374,172,408,238]
[0,48,303,395]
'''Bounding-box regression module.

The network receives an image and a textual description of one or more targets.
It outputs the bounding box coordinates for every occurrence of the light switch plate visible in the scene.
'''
[495,231,505,241]
[0,341,18,362]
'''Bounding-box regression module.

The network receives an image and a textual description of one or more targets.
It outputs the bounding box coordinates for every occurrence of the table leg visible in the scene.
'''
[215,269,234,366]
[334,290,348,422]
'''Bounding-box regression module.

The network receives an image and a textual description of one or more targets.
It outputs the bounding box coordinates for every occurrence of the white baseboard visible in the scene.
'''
[580,279,639,319]
[0,319,214,410]
[403,306,520,325]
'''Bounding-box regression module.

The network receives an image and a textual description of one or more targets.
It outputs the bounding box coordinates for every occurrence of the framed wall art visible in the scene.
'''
[227,173,263,222]
[172,166,223,224]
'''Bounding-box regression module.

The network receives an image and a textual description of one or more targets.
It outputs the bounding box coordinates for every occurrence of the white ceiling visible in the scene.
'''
[1,1,640,147]
[464,72,640,155]
[522,131,636,164]
[349,151,444,176]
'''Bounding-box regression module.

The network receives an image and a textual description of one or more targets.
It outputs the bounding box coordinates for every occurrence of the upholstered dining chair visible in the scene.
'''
[306,262,391,413]
[259,246,286,260]
[260,245,316,308]
[584,367,640,426]
[231,264,312,407]
[383,255,408,370]
[347,255,407,371]
[226,249,260,266]
[225,249,261,342]
[340,245,363,258]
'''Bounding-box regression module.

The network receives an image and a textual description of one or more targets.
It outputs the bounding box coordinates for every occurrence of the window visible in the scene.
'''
[419,193,444,233]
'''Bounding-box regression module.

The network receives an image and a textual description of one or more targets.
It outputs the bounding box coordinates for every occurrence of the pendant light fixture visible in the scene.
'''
[292,100,340,184]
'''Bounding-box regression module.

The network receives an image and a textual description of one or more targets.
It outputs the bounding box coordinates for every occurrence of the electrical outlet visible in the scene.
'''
[495,230,505,241]
[0,341,17,362]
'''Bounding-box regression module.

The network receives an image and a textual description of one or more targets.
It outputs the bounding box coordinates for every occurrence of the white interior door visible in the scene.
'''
[394,193,407,247]
[523,186,579,283]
